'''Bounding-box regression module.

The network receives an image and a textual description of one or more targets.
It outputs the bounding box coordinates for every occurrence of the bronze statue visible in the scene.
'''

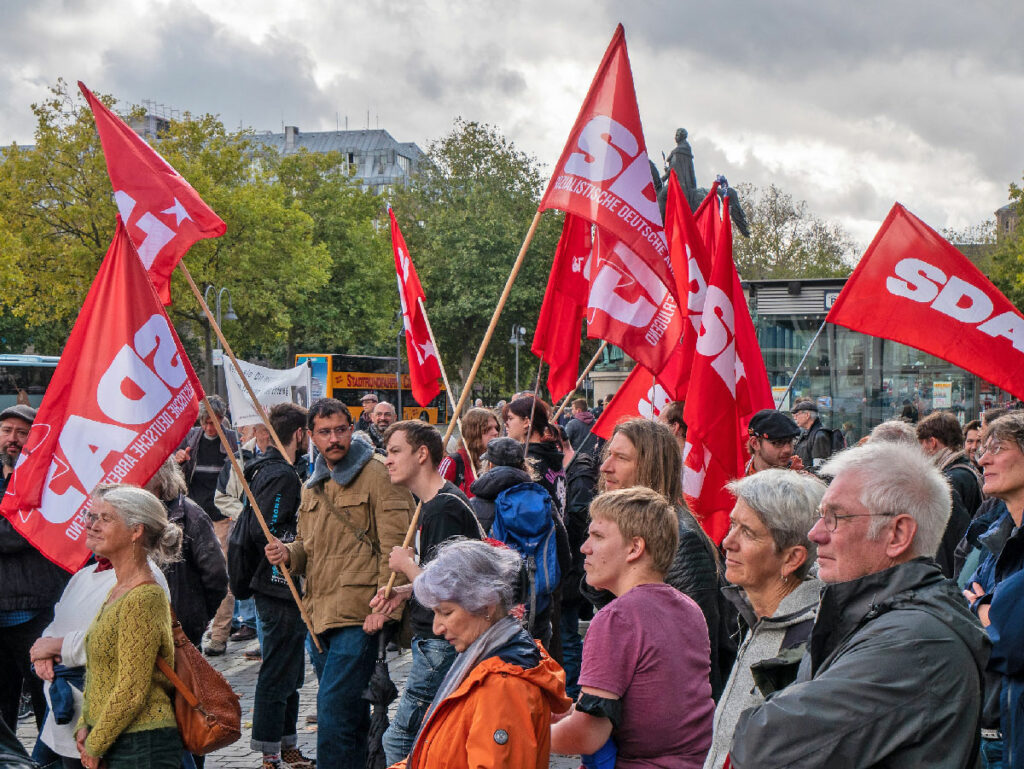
[655,127,749,237]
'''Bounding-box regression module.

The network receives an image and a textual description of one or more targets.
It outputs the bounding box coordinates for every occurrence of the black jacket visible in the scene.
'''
[562,453,598,605]
[794,418,832,471]
[527,441,566,516]
[228,447,302,602]
[0,474,70,611]
[161,494,229,646]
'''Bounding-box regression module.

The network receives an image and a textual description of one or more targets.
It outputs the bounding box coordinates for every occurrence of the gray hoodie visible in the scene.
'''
[704,577,822,769]
[730,558,989,769]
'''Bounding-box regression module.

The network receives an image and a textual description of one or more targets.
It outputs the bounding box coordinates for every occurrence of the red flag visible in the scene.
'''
[586,228,684,374]
[79,82,226,304]
[532,215,593,401]
[0,219,204,572]
[539,25,681,310]
[683,192,774,543]
[591,179,720,438]
[390,208,442,407]
[828,202,1024,401]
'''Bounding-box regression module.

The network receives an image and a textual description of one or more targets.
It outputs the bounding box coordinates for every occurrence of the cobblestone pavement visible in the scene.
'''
[19,636,580,768]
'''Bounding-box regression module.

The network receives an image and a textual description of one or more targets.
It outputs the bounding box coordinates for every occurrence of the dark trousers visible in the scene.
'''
[0,609,53,732]
[252,594,306,753]
[309,626,376,769]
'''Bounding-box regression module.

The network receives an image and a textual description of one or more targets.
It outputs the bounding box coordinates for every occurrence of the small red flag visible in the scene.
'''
[828,202,1024,402]
[532,215,593,401]
[683,192,774,543]
[539,25,681,311]
[0,219,204,572]
[389,208,442,407]
[79,82,226,304]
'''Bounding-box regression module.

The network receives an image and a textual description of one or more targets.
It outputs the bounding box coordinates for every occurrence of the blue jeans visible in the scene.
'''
[251,594,306,753]
[315,626,376,769]
[560,602,583,698]
[307,632,325,681]
[980,738,1004,769]
[382,637,457,765]
[235,597,258,629]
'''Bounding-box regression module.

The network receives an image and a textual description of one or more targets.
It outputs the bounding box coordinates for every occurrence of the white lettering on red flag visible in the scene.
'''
[79,82,226,305]
[828,202,1024,401]
[539,25,681,312]
[390,208,441,407]
[0,219,204,571]
[682,192,774,543]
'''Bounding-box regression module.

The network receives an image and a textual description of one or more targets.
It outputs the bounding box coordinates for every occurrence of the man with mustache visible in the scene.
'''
[0,405,70,733]
[265,398,414,769]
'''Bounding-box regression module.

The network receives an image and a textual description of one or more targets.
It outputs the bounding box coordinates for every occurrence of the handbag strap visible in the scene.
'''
[155,655,200,710]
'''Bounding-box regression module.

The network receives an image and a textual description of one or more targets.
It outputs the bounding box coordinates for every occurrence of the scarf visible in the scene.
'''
[412,614,522,747]
[305,437,373,488]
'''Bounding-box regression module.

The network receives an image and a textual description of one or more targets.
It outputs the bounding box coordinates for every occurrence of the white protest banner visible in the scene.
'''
[225,359,312,427]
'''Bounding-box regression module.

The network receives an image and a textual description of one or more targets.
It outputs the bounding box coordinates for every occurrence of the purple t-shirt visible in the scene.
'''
[579,582,713,769]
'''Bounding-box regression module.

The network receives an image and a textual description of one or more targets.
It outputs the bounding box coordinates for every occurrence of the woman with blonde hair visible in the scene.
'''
[74,484,183,769]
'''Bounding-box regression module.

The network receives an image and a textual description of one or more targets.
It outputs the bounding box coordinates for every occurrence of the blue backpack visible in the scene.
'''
[490,482,561,618]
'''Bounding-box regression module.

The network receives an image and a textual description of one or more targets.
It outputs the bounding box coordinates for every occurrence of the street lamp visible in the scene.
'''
[508,324,527,393]
[203,285,237,395]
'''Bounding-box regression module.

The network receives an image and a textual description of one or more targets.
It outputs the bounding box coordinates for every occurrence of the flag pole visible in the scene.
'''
[384,208,543,597]
[202,394,321,651]
[776,319,829,409]
[417,297,478,479]
[177,263,290,460]
[523,360,546,447]
[551,341,608,422]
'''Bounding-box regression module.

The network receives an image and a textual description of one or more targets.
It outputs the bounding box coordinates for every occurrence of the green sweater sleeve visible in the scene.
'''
[84,586,171,758]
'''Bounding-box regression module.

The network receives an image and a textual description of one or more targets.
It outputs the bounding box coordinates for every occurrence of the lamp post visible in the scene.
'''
[203,285,238,396]
[508,324,527,393]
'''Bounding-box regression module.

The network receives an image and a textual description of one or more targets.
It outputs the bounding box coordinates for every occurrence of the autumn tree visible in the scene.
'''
[732,183,855,280]
[390,119,567,398]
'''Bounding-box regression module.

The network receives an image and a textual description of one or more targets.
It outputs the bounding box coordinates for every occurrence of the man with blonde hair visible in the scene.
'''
[730,441,989,768]
[552,487,714,768]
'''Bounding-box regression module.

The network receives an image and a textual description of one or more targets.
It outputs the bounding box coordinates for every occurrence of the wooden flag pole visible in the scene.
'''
[551,341,608,422]
[384,208,544,597]
[202,395,321,651]
[177,263,290,460]
[417,297,478,480]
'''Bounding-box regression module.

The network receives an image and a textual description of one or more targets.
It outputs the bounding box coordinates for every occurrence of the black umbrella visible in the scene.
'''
[362,628,399,769]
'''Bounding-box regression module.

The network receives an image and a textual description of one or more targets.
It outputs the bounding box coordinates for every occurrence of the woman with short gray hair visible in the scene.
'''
[400,538,571,768]
[704,469,826,769]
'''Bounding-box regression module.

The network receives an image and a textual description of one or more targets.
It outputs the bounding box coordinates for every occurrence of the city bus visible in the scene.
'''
[295,353,448,425]
[0,354,61,410]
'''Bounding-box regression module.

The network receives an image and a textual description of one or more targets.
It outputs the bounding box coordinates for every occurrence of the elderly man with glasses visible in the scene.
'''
[729,440,989,769]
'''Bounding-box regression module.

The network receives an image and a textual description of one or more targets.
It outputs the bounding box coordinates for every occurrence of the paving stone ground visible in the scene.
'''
[19,636,580,768]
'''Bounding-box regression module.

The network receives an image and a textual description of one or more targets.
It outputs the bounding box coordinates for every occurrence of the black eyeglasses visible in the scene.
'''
[816,508,897,532]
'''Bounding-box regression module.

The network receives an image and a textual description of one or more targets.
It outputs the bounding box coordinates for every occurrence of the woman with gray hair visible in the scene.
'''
[73,484,183,769]
[703,469,826,769]
[146,457,228,647]
[396,538,571,768]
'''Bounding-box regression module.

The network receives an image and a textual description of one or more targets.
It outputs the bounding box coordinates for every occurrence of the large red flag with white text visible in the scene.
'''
[592,179,719,439]
[389,208,442,407]
[532,214,593,401]
[79,82,226,304]
[0,219,204,571]
[828,202,1024,401]
[539,25,681,312]
[683,192,774,542]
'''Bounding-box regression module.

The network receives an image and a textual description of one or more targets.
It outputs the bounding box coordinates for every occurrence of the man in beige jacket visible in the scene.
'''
[267,398,413,769]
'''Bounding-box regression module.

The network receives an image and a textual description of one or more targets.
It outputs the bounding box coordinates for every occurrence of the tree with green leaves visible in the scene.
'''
[732,183,855,280]
[0,79,338,388]
[989,178,1024,309]
[389,118,572,399]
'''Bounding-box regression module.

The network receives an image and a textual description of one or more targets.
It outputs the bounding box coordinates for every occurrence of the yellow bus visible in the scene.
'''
[295,353,448,425]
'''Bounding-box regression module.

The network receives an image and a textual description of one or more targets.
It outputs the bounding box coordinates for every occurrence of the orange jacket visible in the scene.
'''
[397,641,571,769]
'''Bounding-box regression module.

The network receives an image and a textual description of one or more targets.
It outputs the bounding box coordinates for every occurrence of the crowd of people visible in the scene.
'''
[1,390,1022,769]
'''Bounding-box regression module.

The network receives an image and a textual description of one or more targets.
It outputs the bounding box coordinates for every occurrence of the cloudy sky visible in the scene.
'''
[2,0,1021,248]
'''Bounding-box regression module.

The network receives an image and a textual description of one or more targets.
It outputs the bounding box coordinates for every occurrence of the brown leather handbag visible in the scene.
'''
[155,616,242,755]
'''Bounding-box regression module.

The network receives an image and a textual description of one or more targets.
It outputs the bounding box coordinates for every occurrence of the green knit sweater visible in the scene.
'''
[79,583,177,757]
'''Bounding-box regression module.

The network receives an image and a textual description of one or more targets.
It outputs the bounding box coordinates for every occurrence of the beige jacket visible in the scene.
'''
[286,443,414,634]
